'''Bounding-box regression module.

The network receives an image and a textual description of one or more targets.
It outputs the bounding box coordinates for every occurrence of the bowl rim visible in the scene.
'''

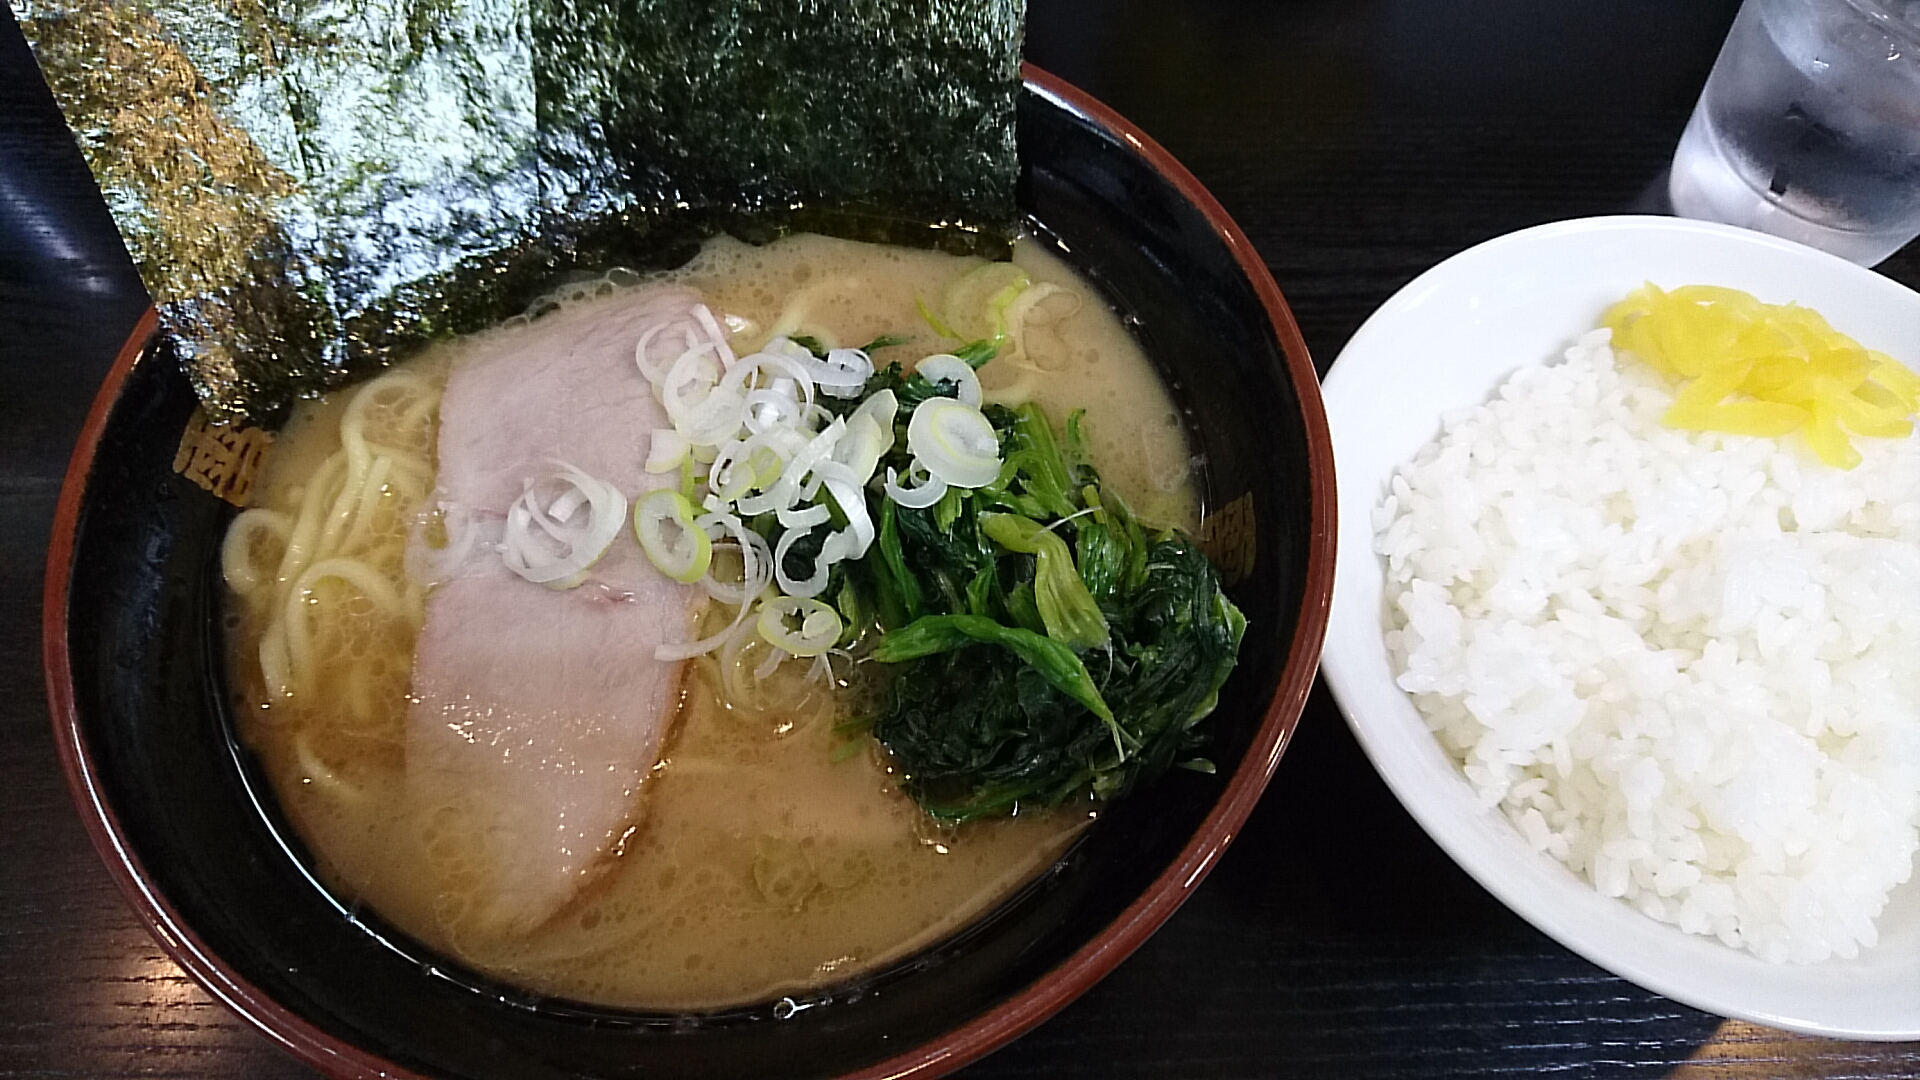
[42,64,1337,1080]
[1320,212,1920,1041]
[42,305,412,1078]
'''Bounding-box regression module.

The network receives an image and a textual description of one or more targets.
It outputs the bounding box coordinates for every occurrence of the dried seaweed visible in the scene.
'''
[536,0,1021,236]
[12,0,1022,425]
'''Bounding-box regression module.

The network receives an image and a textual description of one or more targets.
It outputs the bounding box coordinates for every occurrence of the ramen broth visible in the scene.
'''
[227,233,1199,1010]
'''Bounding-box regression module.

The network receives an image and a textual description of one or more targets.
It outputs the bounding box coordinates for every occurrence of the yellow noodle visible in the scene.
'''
[283,557,412,694]
[337,371,383,474]
[376,372,440,436]
[316,445,373,559]
[339,455,394,554]
[323,374,425,557]
[264,366,444,665]
[291,728,368,806]
[221,508,291,598]
[272,451,348,592]
[258,619,292,700]
[381,460,432,507]
[344,367,437,458]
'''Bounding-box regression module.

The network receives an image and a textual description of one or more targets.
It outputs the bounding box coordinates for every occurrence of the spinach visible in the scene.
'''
[800,325,1245,822]
[870,613,1114,728]
[853,396,1246,823]
[979,513,1108,649]
[872,537,1243,822]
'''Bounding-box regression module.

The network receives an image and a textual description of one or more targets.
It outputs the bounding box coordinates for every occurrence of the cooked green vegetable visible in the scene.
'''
[870,536,1243,822]
[978,513,1109,650]
[822,341,1245,822]
[870,614,1114,729]
[750,282,1246,823]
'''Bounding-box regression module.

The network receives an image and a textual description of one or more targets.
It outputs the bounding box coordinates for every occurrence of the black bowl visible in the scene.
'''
[43,67,1334,1080]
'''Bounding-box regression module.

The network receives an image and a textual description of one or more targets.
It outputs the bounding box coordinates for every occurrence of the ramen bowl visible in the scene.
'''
[43,67,1334,1079]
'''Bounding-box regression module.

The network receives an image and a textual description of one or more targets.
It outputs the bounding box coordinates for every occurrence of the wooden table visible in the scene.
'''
[4,0,1918,1076]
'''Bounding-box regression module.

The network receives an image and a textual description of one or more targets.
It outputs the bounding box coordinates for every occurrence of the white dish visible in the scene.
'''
[1320,215,1920,1040]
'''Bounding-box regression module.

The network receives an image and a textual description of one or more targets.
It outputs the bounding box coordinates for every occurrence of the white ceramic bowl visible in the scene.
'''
[1320,215,1920,1040]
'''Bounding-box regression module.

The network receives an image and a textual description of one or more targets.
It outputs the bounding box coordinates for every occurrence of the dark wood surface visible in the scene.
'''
[5,0,1920,1076]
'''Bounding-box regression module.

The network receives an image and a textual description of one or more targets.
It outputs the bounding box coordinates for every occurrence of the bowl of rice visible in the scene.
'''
[1320,215,1920,1040]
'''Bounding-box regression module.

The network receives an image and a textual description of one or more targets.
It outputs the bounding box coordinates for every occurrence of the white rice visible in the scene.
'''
[1375,327,1920,963]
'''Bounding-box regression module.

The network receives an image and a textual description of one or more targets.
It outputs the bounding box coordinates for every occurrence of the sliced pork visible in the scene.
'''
[406,285,705,938]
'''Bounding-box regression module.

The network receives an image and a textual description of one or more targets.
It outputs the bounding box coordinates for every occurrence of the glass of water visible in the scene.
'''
[1669,0,1920,266]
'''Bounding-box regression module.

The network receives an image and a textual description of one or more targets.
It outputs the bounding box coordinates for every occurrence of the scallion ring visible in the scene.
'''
[834,389,898,485]
[773,523,831,598]
[500,463,627,589]
[914,354,983,407]
[756,597,843,657]
[883,459,948,509]
[645,428,690,474]
[692,511,770,605]
[633,487,713,584]
[814,347,874,398]
[907,397,1001,488]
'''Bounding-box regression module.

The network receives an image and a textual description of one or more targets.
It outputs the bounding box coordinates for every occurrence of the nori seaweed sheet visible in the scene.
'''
[11,0,1022,425]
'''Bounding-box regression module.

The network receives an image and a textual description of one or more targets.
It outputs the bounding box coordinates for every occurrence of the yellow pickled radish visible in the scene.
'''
[1602,283,1919,468]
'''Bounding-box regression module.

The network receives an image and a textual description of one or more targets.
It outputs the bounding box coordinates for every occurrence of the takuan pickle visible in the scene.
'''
[1605,283,1920,469]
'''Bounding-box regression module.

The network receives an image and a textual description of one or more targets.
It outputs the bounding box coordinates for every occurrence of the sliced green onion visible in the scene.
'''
[710,435,790,503]
[940,261,1030,343]
[660,345,745,447]
[908,397,1001,489]
[916,295,959,339]
[777,502,831,531]
[757,595,843,656]
[656,587,761,663]
[646,428,690,474]
[884,459,949,508]
[833,389,897,484]
[738,417,846,517]
[691,510,770,605]
[913,354,983,407]
[634,304,729,384]
[633,487,712,584]
[1000,283,1076,366]
[803,346,874,398]
[820,474,875,554]
[772,523,827,598]
[744,388,807,434]
[500,463,627,589]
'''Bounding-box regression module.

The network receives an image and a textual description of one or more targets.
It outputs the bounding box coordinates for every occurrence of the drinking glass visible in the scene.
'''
[1669,0,1920,266]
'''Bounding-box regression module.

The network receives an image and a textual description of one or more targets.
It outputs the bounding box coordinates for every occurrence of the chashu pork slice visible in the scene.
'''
[406,285,706,939]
